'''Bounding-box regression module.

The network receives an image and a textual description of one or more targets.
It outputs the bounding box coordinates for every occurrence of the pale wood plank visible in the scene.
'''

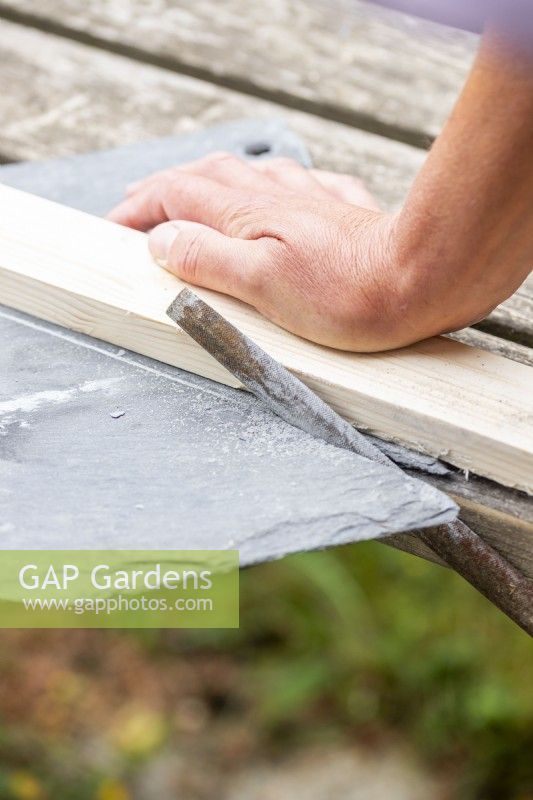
[0,0,477,143]
[1,184,532,495]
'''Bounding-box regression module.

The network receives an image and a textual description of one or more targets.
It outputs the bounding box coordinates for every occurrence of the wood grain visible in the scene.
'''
[448,329,533,367]
[476,286,533,349]
[0,0,477,143]
[1,184,532,494]
[0,19,424,209]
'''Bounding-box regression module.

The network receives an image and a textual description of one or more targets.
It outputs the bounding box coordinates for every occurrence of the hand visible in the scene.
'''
[106,154,468,351]
[108,153,416,351]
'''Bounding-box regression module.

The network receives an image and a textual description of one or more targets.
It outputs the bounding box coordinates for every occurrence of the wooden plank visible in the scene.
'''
[448,329,533,367]
[390,472,533,577]
[0,0,477,144]
[1,184,532,495]
[475,287,533,349]
[1,22,530,573]
[0,19,424,210]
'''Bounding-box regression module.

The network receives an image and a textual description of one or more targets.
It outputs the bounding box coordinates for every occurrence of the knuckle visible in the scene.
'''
[260,157,301,176]
[222,204,251,235]
[150,167,179,188]
[145,187,166,224]
[204,151,240,168]
[345,175,365,189]
[223,196,275,238]
[168,166,184,181]
[159,171,178,193]
[162,171,198,199]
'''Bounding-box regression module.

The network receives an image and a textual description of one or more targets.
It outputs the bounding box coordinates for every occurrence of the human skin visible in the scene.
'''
[108,29,533,352]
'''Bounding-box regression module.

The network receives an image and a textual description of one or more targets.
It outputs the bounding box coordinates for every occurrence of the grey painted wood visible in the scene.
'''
[0,0,477,144]
[475,287,533,349]
[0,119,311,217]
[390,472,533,578]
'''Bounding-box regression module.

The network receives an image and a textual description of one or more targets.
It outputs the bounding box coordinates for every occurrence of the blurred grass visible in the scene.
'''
[0,542,531,799]
[201,542,533,798]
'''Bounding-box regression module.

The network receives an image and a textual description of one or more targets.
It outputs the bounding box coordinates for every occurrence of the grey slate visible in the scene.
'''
[0,308,456,559]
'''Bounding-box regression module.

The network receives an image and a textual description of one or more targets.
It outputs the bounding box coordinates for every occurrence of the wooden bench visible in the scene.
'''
[0,0,531,583]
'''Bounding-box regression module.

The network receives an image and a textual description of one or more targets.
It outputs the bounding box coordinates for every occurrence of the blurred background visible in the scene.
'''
[0,546,531,799]
[0,0,531,797]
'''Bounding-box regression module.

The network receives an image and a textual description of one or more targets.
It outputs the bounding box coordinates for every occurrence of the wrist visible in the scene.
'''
[382,212,470,341]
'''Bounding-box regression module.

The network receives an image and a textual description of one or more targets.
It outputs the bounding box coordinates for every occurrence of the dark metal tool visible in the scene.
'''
[167,288,533,635]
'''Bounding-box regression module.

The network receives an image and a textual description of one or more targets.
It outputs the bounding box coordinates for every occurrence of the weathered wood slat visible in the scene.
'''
[0,0,477,144]
[447,330,533,367]
[389,466,533,577]
[475,288,533,349]
[0,20,424,209]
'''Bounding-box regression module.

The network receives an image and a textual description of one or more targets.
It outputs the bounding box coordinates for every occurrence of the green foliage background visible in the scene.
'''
[236,544,533,799]
[0,542,531,799]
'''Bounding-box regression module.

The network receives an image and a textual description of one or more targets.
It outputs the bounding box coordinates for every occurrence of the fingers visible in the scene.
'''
[125,152,280,198]
[108,151,379,238]
[253,157,332,199]
[122,153,378,209]
[309,169,381,210]
[108,172,275,235]
[149,219,273,305]
[123,154,332,208]
[181,152,281,193]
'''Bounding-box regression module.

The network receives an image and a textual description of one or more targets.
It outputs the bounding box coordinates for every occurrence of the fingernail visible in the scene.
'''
[149,222,180,268]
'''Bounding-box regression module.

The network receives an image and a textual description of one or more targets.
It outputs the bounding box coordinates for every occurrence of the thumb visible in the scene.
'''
[148,220,267,303]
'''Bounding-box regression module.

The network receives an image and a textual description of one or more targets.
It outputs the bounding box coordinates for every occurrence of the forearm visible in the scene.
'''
[395,28,533,336]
